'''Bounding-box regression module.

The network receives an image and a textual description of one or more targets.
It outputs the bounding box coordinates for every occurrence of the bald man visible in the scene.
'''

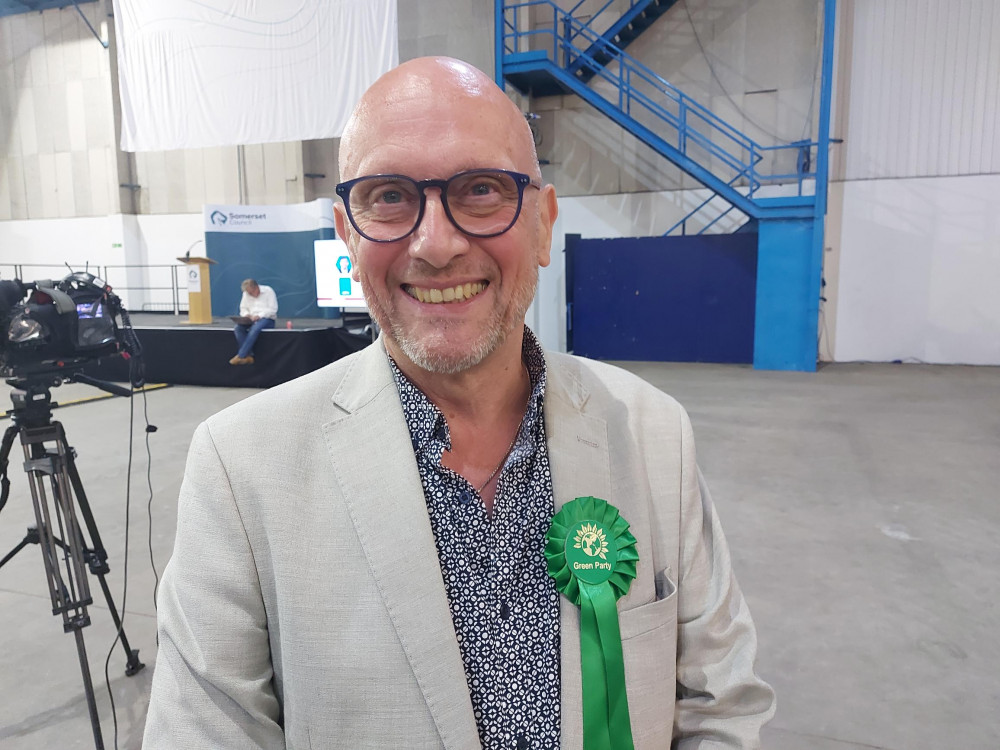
[144,58,774,749]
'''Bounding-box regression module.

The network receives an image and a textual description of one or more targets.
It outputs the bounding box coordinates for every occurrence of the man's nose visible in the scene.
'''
[408,189,469,268]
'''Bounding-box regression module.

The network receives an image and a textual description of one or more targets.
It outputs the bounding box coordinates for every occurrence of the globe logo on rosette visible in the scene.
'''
[574,523,609,559]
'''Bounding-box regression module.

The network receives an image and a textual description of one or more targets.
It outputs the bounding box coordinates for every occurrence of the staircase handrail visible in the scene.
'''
[696,204,739,235]
[502,2,760,175]
[501,0,818,190]
[565,0,644,48]
[517,1,763,179]
[663,164,755,236]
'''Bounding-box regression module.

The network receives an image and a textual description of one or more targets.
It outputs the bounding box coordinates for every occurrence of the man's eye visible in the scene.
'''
[458,178,508,201]
[469,181,497,196]
[373,188,405,204]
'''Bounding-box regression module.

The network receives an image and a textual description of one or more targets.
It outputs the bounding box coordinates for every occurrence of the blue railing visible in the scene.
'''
[663,166,754,235]
[499,0,818,198]
[563,0,644,51]
[565,0,678,81]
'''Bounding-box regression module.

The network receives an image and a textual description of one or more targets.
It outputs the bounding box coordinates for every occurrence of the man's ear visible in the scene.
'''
[535,183,558,269]
[334,204,362,280]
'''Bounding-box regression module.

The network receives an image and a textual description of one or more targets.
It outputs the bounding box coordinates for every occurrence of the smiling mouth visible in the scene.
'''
[403,281,488,304]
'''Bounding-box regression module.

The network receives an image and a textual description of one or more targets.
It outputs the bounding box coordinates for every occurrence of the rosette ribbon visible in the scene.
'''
[545,496,639,750]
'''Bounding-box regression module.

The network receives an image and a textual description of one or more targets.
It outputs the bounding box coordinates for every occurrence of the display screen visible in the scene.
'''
[76,301,104,319]
[314,238,367,309]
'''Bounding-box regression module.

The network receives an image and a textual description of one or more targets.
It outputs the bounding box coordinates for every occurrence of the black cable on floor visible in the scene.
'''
[143,385,160,613]
[103,385,136,750]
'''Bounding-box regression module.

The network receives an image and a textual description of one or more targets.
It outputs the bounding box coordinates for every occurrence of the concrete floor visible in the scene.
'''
[0,360,997,749]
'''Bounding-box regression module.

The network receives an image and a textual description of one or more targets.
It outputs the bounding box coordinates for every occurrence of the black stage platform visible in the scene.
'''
[85,321,372,389]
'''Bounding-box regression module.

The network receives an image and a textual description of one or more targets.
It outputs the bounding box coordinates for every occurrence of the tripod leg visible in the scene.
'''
[73,627,106,750]
[0,526,39,569]
[60,424,145,676]
[93,571,145,675]
[32,522,105,750]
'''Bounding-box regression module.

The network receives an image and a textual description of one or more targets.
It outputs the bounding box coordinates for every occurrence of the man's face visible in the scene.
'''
[335,66,556,375]
[247,284,260,298]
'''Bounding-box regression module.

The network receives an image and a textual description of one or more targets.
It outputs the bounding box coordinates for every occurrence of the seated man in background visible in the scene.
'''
[230,278,277,365]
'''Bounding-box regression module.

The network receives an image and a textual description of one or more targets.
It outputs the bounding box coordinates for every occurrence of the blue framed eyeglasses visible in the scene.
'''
[335,168,541,243]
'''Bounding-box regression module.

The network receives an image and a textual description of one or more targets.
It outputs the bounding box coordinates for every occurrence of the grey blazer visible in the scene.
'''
[143,339,775,749]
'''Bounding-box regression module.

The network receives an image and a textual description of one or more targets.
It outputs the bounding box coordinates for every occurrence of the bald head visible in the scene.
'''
[339,57,540,182]
[332,57,559,377]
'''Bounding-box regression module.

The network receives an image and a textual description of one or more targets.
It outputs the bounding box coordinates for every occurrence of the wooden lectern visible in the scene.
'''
[176,256,218,325]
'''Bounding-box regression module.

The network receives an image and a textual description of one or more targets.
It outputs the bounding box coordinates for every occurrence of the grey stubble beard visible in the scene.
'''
[361,265,538,375]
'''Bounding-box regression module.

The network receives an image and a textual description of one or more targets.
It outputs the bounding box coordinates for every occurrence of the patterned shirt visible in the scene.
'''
[389,329,561,750]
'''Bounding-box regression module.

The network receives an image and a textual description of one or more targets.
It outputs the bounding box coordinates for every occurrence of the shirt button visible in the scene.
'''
[499,601,510,619]
[516,734,529,750]
[458,490,473,505]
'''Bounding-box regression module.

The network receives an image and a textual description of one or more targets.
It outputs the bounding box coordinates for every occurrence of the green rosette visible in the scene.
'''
[545,496,638,750]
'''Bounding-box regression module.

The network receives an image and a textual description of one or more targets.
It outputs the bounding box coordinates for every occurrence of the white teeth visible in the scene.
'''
[406,282,486,304]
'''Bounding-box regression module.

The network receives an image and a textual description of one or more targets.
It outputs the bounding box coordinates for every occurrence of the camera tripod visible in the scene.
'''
[0,374,144,750]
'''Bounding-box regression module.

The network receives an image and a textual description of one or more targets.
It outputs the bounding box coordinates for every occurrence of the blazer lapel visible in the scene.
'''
[544,353,611,750]
[322,342,481,750]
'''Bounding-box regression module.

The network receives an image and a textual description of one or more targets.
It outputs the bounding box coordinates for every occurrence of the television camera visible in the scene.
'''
[0,270,140,388]
[0,270,145,749]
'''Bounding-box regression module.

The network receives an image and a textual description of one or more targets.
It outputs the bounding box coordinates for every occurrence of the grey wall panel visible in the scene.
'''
[4,153,25,218]
[397,0,494,75]
[54,150,74,216]
[70,149,90,215]
[87,147,110,216]
[844,0,1000,180]
[0,2,117,219]
[0,152,10,221]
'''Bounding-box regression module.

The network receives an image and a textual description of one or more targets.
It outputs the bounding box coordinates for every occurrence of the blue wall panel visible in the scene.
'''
[206,228,335,319]
[754,218,819,371]
[571,233,757,363]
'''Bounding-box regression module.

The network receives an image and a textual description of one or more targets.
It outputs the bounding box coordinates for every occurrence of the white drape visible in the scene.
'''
[113,0,398,152]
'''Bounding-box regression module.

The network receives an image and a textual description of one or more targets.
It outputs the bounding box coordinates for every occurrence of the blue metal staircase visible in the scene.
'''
[564,0,679,83]
[495,0,819,223]
[663,163,757,236]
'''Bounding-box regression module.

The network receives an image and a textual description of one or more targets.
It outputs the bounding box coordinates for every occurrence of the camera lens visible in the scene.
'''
[8,315,44,343]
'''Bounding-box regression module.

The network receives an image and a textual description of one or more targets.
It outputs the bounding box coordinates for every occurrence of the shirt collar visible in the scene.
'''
[389,327,548,458]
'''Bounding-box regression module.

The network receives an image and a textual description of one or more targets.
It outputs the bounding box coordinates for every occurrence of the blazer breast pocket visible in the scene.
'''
[619,567,678,749]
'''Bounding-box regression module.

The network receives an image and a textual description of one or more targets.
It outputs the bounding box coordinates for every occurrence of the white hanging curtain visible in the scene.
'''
[113,0,398,152]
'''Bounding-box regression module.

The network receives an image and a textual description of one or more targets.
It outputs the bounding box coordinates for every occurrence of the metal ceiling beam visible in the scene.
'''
[71,0,107,48]
[0,0,97,21]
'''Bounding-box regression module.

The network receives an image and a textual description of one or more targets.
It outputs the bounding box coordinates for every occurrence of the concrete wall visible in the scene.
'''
[821,0,1000,365]
[833,0,1000,181]
[0,2,120,220]
[827,175,1000,365]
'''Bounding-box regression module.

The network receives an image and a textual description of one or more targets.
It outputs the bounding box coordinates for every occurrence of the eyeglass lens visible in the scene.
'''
[346,170,524,241]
